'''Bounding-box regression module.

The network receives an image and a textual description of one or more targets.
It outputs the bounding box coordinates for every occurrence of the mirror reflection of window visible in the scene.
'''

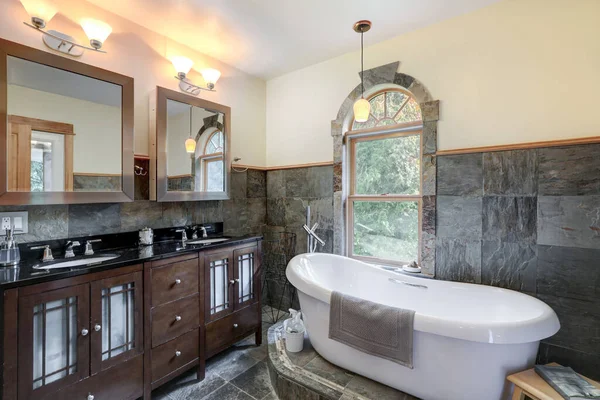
[30,131,65,192]
[199,131,224,192]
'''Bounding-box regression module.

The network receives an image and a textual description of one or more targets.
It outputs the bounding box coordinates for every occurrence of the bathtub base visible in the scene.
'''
[299,292,539,400]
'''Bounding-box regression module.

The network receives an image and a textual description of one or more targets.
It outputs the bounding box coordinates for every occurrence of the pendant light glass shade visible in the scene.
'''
[353,98,370,122]
[185,137,196,153]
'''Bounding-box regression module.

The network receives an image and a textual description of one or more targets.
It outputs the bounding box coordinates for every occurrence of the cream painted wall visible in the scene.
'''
[8,85,122,174]
[266,0,600,167]
[0,0,266,167]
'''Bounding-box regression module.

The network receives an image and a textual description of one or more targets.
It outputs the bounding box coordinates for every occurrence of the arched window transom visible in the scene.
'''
[352,89,422,130]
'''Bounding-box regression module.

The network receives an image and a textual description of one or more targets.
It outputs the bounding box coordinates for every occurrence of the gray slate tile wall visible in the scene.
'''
[264,166,334,311]
[1,169,267,244]
[435,144,600,380]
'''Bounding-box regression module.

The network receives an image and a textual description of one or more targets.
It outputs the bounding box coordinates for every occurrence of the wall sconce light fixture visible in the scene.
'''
[20,0,112,57]
[172,56,221,96]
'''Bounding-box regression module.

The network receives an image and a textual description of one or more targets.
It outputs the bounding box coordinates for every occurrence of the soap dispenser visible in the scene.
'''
[0,227,20,267]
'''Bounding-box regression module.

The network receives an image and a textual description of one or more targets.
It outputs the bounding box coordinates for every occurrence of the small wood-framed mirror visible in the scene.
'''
[0,38,134,205]
[150,87,231,201]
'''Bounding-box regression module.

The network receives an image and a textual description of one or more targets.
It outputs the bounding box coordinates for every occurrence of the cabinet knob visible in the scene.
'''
[94,324,101,332]
[81,328,89,336]
[87,394,94,400]
[175,350,181,357]
[229,280,235,285]
[175,278,182,285]
[175,315,182,322]
[233,323,239,328]
[235,278,240,283]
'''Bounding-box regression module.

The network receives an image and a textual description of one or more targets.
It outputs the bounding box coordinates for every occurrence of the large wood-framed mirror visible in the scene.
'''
[0,38,134,205]
[150,87,231,201]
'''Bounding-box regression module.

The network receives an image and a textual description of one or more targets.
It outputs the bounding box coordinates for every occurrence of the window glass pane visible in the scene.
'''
[206,160,224,192]
[355,134,420,195]
[370,93,385,120]
[353,201,419,263]
[395,98,421,123]
[386,91,407,118]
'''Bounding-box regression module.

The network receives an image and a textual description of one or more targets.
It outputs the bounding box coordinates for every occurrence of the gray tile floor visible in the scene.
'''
[153,306,287,400]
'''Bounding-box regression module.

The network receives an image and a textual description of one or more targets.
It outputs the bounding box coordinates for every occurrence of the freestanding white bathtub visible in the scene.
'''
[286,253,560,400]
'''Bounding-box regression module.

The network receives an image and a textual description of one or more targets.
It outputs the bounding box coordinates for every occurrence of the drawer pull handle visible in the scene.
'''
[233,323,239,328]
[175,278,182,285]
[81,328,89,336]
[175,315,182,322]
[87,394,94,400]
[235,278,240,283]
[229,279,235,285]
[175,350,182,357]
[94,324,101,332]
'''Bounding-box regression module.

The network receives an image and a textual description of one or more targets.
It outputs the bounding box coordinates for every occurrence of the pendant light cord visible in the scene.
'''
[361,31,364,98]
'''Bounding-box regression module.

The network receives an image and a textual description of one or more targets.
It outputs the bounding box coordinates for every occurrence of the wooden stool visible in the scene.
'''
[507,363,600,400]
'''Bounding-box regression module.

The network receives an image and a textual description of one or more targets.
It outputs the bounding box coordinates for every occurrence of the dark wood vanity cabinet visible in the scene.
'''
[12,265,144,400]
[1,239,262,400]
[204,242,262,358]
[143,253,203,396]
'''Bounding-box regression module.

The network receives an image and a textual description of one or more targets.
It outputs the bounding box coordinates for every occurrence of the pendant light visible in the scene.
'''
[185,106,196,154]
[353,20,372,123]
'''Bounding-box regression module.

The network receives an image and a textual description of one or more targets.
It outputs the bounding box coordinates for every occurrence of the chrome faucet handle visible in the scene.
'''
[175,229,188,242]
[84,239,101,256]
[30,244,54,262]
[302,225,325,246]
[191,227,199,240]
[200,226,208,238]
[64,241,80,258]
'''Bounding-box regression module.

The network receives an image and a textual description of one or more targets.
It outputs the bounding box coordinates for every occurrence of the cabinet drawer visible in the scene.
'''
[151,258,199,306]
[151,329,199,383]
[206,303,260,357]
[152,294,200,347]
[49,355,143,400]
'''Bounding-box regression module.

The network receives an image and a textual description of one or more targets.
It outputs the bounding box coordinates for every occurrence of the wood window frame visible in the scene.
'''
[8,115,75,192]
[346,121,424,268]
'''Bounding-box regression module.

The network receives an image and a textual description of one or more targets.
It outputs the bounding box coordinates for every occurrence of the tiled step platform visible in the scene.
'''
[266,321,418,400]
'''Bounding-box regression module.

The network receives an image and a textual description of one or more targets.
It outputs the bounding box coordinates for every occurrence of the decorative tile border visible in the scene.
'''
[330,62,439,276]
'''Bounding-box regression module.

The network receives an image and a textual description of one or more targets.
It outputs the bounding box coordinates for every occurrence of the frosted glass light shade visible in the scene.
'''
[172,56,194,77]
[80,18,112,48]
[20,0,58,25]
[185,137,196,154]
[201,68,221,89]
[353,98,371,122]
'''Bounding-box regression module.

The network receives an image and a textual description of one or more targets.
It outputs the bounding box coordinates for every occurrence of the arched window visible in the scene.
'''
[347,89,423,267]
[198,130,224,192]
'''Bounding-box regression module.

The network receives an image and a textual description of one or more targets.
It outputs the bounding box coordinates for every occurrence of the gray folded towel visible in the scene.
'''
[328,291,415,368]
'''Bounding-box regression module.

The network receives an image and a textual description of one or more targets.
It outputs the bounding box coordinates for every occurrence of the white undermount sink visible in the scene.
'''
[186,238,229,245]
[33,255,121,270]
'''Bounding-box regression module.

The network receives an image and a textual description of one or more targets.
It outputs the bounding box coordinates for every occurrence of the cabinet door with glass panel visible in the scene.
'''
[90,271,143,374]
[233,245,260,310]
[204,249,235,323]
[18,284,90,400]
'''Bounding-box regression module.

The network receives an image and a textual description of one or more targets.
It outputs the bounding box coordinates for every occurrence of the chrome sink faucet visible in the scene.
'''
[84,239,102,256]
[191,226,208,240]
[176,229,188,243]
[64,241,80,258]
[304,206,325,253]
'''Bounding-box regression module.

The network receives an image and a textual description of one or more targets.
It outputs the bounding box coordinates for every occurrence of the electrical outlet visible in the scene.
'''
[0,212,29,234]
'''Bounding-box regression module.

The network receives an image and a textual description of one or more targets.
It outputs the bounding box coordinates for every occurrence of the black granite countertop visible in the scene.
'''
[0,228,262,289]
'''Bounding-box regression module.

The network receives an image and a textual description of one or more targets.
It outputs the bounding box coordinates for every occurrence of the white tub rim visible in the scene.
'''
[286,253,560,345]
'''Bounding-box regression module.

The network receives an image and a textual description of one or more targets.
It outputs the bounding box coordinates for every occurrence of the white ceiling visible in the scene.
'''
[87,0,501,79]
